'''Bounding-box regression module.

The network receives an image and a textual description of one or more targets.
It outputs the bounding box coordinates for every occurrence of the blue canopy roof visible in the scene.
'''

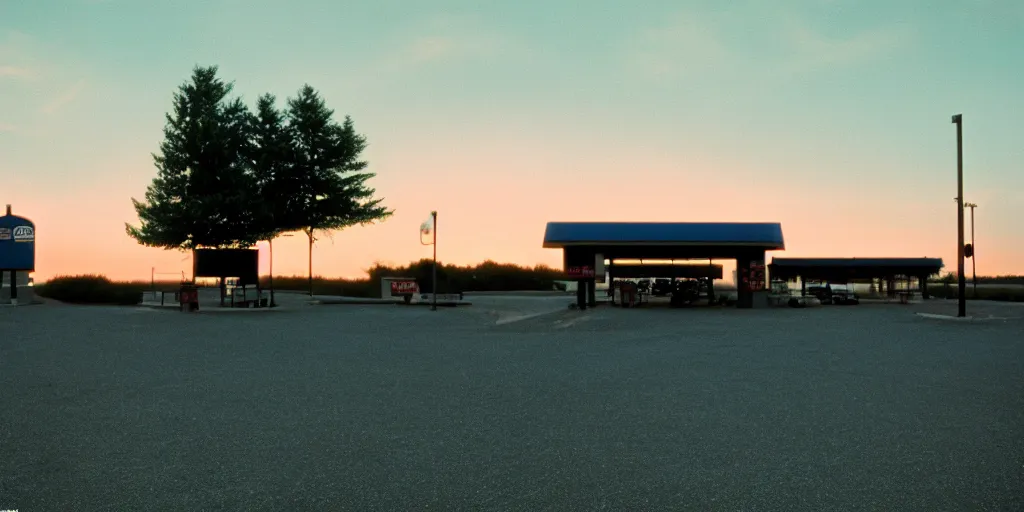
[543,222,785,249]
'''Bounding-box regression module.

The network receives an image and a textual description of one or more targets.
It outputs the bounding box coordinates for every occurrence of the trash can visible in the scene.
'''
[179,283,199,312]
[619,282,637,308]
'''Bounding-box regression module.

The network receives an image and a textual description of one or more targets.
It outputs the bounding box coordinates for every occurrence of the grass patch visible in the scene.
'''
[264,276,376,298]
[925,285,1024,302]
[35,275,145,305]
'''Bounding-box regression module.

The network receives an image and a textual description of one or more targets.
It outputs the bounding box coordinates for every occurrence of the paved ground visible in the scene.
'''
[2,297,1023,510]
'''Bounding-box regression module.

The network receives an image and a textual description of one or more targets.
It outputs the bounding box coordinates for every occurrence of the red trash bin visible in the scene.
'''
[179,283,199,312]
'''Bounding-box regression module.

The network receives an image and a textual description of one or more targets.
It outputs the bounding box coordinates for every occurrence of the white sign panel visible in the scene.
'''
[12,225,34,241]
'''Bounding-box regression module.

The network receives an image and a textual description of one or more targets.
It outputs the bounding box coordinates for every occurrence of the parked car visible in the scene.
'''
[651,278,674,296]
[670,280,701,307]
[829,284,860,305]
[807,283,859,305]
[806,285,833,304]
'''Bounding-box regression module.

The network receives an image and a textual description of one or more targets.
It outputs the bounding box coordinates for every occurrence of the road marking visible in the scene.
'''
[554,315,592,329]
[915,313,1013,321]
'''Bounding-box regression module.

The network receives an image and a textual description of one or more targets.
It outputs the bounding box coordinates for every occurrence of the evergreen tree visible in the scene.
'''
[284,85,393,295]
[126,66,263,251]
[249,93,295,305]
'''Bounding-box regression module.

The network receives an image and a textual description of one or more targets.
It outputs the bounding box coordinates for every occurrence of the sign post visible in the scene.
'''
[0,204,36,305]
[952,114,966,317]
[566,265,595,310]
[965,202,978,297]
[420,211,438,311]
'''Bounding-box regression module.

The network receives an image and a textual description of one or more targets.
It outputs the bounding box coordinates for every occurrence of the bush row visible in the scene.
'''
[35,275,145,305]
[40,268,1024,304]
[267,259,566,297]
[36,260,568,303]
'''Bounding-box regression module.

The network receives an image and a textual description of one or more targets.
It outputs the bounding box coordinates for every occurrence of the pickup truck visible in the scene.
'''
[807,284,860,305]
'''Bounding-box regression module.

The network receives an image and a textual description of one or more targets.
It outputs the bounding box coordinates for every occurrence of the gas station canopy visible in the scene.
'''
[542,222,785,259]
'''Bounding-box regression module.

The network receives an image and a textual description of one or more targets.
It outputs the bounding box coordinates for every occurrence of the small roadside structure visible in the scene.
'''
[381,277,419,304]
[768,257,944,301]
[542,222,785,309]
[0,204,37,306]
[194,248,265,307]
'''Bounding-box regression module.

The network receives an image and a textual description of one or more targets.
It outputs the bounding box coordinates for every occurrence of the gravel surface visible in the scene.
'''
[2,299,1023,510]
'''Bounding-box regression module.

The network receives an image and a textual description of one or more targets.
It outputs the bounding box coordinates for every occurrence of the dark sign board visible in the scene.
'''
[194,249,259,286]
[566,266,596,279]
[0,213,35,271]
[390,280,418,295]
[742,260,766,292]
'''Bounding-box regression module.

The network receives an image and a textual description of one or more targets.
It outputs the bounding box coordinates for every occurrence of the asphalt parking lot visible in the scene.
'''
[2,297,1022,510]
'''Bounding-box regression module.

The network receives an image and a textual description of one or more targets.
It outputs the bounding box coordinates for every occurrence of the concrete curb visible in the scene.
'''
[0,297,45,307]
[493,309,561,325]
[914,312,1013,322]
[137,303,287,313]
[406,301,473,307]
[310,296,401,305]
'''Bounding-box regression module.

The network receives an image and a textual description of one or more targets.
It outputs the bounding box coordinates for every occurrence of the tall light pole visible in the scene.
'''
[431,211,438,312]
[952,114,966,317]
[965,202,978,297]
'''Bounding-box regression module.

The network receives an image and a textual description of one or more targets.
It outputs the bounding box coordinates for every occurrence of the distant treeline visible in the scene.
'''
[934,272,1024,285]
[269,259,566,297]
[35,260,568,303]
[34,266,1024,304]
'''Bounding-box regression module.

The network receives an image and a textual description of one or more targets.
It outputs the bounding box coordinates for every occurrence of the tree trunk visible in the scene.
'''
[307,229,314,297]
[269,237,276,307]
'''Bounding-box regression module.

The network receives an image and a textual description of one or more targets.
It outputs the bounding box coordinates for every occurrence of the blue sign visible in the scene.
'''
[0,213,35,270]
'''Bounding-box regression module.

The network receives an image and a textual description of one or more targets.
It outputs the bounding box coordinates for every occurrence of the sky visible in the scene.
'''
[1,0,1022,282]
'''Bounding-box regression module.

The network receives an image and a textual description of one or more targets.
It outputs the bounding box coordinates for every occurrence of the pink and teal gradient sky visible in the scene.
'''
[2,0,1022,281]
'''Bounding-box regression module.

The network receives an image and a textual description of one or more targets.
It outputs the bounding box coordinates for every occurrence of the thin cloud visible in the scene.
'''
[780,20,912,72]
[0,122,17,132]
[41,80,85,114]
[624,8,913,82]
[0,65,34,79]
[368,15,521,76]
[406,36,459,63]
[625,12,742,79]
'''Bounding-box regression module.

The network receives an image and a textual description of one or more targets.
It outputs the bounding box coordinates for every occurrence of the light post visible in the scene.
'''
[266,233,293,307]
[431,211,438,311]
[952,114,966,317]
[965,202,977,297]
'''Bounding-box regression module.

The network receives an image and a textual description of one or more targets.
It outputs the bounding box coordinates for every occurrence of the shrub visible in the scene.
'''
[262,276,376,298]
[36,275,144,305]
[264,260,565,297]
[32,260,584,302]
[365,259,564,295]
[925,285,1024,302]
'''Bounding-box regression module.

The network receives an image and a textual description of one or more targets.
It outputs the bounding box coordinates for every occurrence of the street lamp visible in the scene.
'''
[965,202,978,296]
[952,114,966,317]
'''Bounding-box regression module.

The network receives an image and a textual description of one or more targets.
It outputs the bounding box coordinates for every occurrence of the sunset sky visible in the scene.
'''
[2,0,1022,282]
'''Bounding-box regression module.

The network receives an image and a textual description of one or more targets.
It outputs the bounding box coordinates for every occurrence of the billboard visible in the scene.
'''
[194,249,259,286]
[0,213,35,271]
